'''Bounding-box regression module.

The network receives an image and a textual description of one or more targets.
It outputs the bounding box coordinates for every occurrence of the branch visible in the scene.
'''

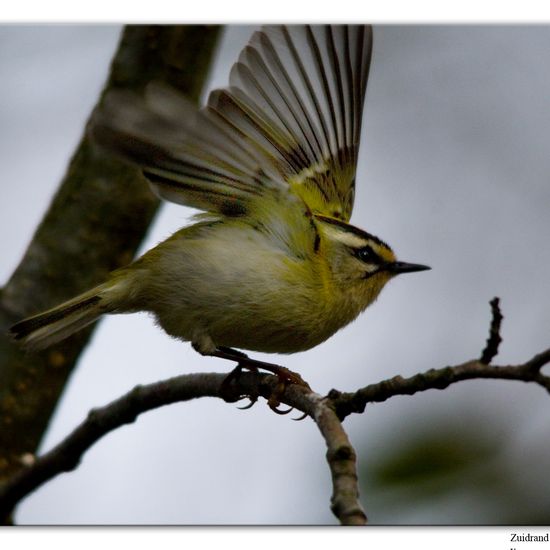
[330,350,550,419]
[0,370,365,525]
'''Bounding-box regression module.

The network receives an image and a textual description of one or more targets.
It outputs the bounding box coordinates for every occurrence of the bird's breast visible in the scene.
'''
[140,223,366,354]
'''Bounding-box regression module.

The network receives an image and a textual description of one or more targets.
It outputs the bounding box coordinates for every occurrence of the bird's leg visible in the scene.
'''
[215,347,308,385]
[216,348,260,408]
[212,346,310,414]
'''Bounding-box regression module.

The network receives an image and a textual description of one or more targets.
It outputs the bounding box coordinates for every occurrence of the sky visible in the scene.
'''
[1,24,549,525]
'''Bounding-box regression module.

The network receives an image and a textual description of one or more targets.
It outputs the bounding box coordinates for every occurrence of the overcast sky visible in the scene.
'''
[1,25,549,525]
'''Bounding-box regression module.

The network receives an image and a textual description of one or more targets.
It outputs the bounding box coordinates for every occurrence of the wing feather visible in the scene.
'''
[91,25,373,221]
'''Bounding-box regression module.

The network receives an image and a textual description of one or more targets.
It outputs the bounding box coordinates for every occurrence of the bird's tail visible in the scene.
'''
[9,282,116,351]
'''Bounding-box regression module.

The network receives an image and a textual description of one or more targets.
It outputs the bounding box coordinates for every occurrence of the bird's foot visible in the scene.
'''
[214,347,310,416]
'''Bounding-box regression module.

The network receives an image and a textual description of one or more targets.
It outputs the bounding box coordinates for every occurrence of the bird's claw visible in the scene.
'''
[267,390,294,414]
[267,395,307,419]
[237,395,258,410]
[270,404,294,415]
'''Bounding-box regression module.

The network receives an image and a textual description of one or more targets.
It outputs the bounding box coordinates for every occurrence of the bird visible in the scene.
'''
[10,25,430,379]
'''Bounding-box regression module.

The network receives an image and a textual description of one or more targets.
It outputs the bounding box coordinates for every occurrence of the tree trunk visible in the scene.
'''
[0,25,221,509]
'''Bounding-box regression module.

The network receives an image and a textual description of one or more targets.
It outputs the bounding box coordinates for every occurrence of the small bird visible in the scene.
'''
[11,25,429,371]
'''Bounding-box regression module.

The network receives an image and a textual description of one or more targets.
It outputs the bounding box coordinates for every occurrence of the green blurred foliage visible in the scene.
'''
[358,413,550,524]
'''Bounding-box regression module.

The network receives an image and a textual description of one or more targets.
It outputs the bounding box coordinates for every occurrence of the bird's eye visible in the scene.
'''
[356,245,378,263]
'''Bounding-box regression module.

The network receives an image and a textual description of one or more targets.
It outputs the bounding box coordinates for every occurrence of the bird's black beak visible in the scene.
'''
[386,261,431,274]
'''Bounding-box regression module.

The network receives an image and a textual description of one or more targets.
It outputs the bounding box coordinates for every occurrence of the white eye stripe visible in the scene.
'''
[323,225,367,248]
[315,214,393,251]
[339,233,371,249]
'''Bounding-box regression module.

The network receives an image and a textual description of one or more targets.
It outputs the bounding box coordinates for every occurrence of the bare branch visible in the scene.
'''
[331,349,550,420]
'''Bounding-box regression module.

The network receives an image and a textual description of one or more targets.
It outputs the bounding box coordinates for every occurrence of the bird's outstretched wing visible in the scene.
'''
[92,25,373,222]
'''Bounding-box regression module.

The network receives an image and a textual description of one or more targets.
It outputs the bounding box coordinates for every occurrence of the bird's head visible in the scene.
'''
[315,215,430,307]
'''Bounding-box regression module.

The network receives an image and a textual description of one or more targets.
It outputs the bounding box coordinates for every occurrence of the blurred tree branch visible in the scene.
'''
[0,25,221,498]
[0,299,548,525]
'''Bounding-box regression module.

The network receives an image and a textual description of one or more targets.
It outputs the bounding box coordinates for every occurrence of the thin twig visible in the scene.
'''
[480,297,503,364]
